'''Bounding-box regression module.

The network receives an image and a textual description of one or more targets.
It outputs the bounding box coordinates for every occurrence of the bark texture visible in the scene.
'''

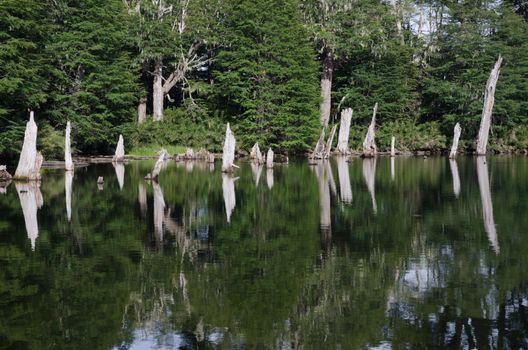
[113,134,125,162]
[138,96,147,124]
[362,103,378,158]
[476,157,499,253]
[250,143,264,164]
[221,123,236,173]
[336,108,352,154]
[320,54,334,126]
[153,58,164,121]
[449,123,462,159]
[65,121,74,171]
[476,56,502,155]
[14,111,40,180]
[266,148,274,169]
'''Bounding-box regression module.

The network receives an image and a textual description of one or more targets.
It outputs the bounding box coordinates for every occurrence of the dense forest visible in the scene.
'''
[1,0,527,158]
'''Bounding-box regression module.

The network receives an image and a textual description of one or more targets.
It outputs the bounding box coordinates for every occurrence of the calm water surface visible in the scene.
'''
[0,157,527,349]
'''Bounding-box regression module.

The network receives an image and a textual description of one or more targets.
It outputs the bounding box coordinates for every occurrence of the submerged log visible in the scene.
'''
[14,111,40,180]
[362,103,378,158]
[266,148,274,169]
[311,129,326,160]
[152,149,168,180]
[476,56,503,155]
[65,121,74,171]
[476,157,499,253]
[221,123,236,173]
[390,136,396,157]
[324,125,337,159]
[449,123,462,159]
[336,108,353,155]
[113,134,125,162]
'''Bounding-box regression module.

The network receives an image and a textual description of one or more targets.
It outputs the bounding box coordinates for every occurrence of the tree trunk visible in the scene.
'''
[152,149,168,179]
[336,108,352,154]
[320,54,334,127]
[389,0,403,44]
[390,136,396,157]
[65,121,74,171]
[14,111,39,180]
[153,58,164,121]
[266,148,274,169]
[138,96,147,124]
[476,56,502,155]
[449,123,462,159]
[324,124,337,158]
[362,103,378,158]
[221,123,236,173]
[113,134,125,162]
[476,157,499,253]
[250,143,264,164]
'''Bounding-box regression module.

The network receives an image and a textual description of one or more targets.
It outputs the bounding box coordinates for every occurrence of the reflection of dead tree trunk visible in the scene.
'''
[113,162,125,190]
[449,123,462,159]
[391,157,395,181]
[222,173,237,223]
[152,180,166,243]
[251,163,263,186]
[336,108,352,154]
[14,111,40,181]
[362,158,377,214]
[16,182,43,250]
[336,156,352,204]
[449,159,461,198]
[476,56,502,155]
[266,169,274,189]
[314,162,331,249]
[65,171,73,222]
[362,103,378,158]
[476,157,499,253]
[65,121,74,171]
[138,182,148,218]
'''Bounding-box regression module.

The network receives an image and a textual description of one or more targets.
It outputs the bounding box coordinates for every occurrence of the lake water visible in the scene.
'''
[0,156,527,349]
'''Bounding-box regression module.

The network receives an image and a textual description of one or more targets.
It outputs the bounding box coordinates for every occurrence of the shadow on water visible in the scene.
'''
[0,157,527,349]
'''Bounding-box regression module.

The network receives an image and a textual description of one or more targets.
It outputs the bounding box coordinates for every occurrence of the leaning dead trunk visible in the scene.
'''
[476,56,503,155]
[221,123,236,173]
[336,108,352,154]
[320,54,334,127]
[16,181,43,250]
[113,134,125,162]
[324,125,337,159]
[362,103,378,158]
[449,123,462,159]
[153,58,164,121]
[14,111,39,180]
[311,129,326,160]
[266,148,274,169]
[390,136,396,157]
[65,121,74,171]
[476,157,499,253]
[152,149,168,180]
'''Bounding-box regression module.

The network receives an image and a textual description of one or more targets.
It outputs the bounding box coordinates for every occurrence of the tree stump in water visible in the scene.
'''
[324,125,337,159]
[250,143,264,164]
[362,103,378,158]
[221,123,236,173]
[65,121,74,171]
[14,112,40,181]
[0,165,12,181]
[152,149,168,180]
[336,108,352,155]
[310,129,326,160]
[449,123,462,159]
[266,148,274,169]
[390,136,396,157]
[476,56,502,155]
[113,134,125,162]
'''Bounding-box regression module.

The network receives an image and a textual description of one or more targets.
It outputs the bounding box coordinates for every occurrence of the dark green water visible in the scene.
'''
[0,157,527,349]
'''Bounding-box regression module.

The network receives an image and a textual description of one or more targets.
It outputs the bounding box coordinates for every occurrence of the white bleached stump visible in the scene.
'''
[113,134,125,162]
[14,111,39,180]
[311,129,326,160]
[250,143,264,164]
[390,136,396,157]
[476,56,502,155]
[449,123,462,159]
[152,149,168,180]
[476,157,499,253]
[336,108,352,155]
[221,123,236,173]
[65,121,74,171]
[362,103,378,158]
[16,181,42,250]
[266,148,274,169]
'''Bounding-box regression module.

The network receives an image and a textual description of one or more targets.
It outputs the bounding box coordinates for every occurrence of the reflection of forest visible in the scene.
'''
[0,158,527,349]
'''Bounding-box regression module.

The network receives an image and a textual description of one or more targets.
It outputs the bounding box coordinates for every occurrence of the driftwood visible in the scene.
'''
[221,123,236,173]
[449,123,462,159]
[65,121,74,171]
[14,111,40,180]
[362,103,378,158]
[16,181,43,250]
[336,108,352,155]
[311,129,326,160]
[113,162,125,190]
[476,56,503,155]
[324,125,337,159]
[336,156,352,204]
[152,149,168,180]
[476,157,499,253]
[250,143,264,164]
[65,171,73,222]
[266,169,274,189]
[362,158,377,214]
[390,136,396,157]
[113,134,125,162]
[222,173,237,223]
[449,159,461,198]
[266,148,274,169]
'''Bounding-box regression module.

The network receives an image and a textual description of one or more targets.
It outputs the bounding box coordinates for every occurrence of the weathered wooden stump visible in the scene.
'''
[362,103,378,158]
[449,123,462,159]
[113,134,125,162]
[336,108,352,155]
[65,121,74,171]
[266,148,274,169]
[221,123,236,173]
[14,111,41,181]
